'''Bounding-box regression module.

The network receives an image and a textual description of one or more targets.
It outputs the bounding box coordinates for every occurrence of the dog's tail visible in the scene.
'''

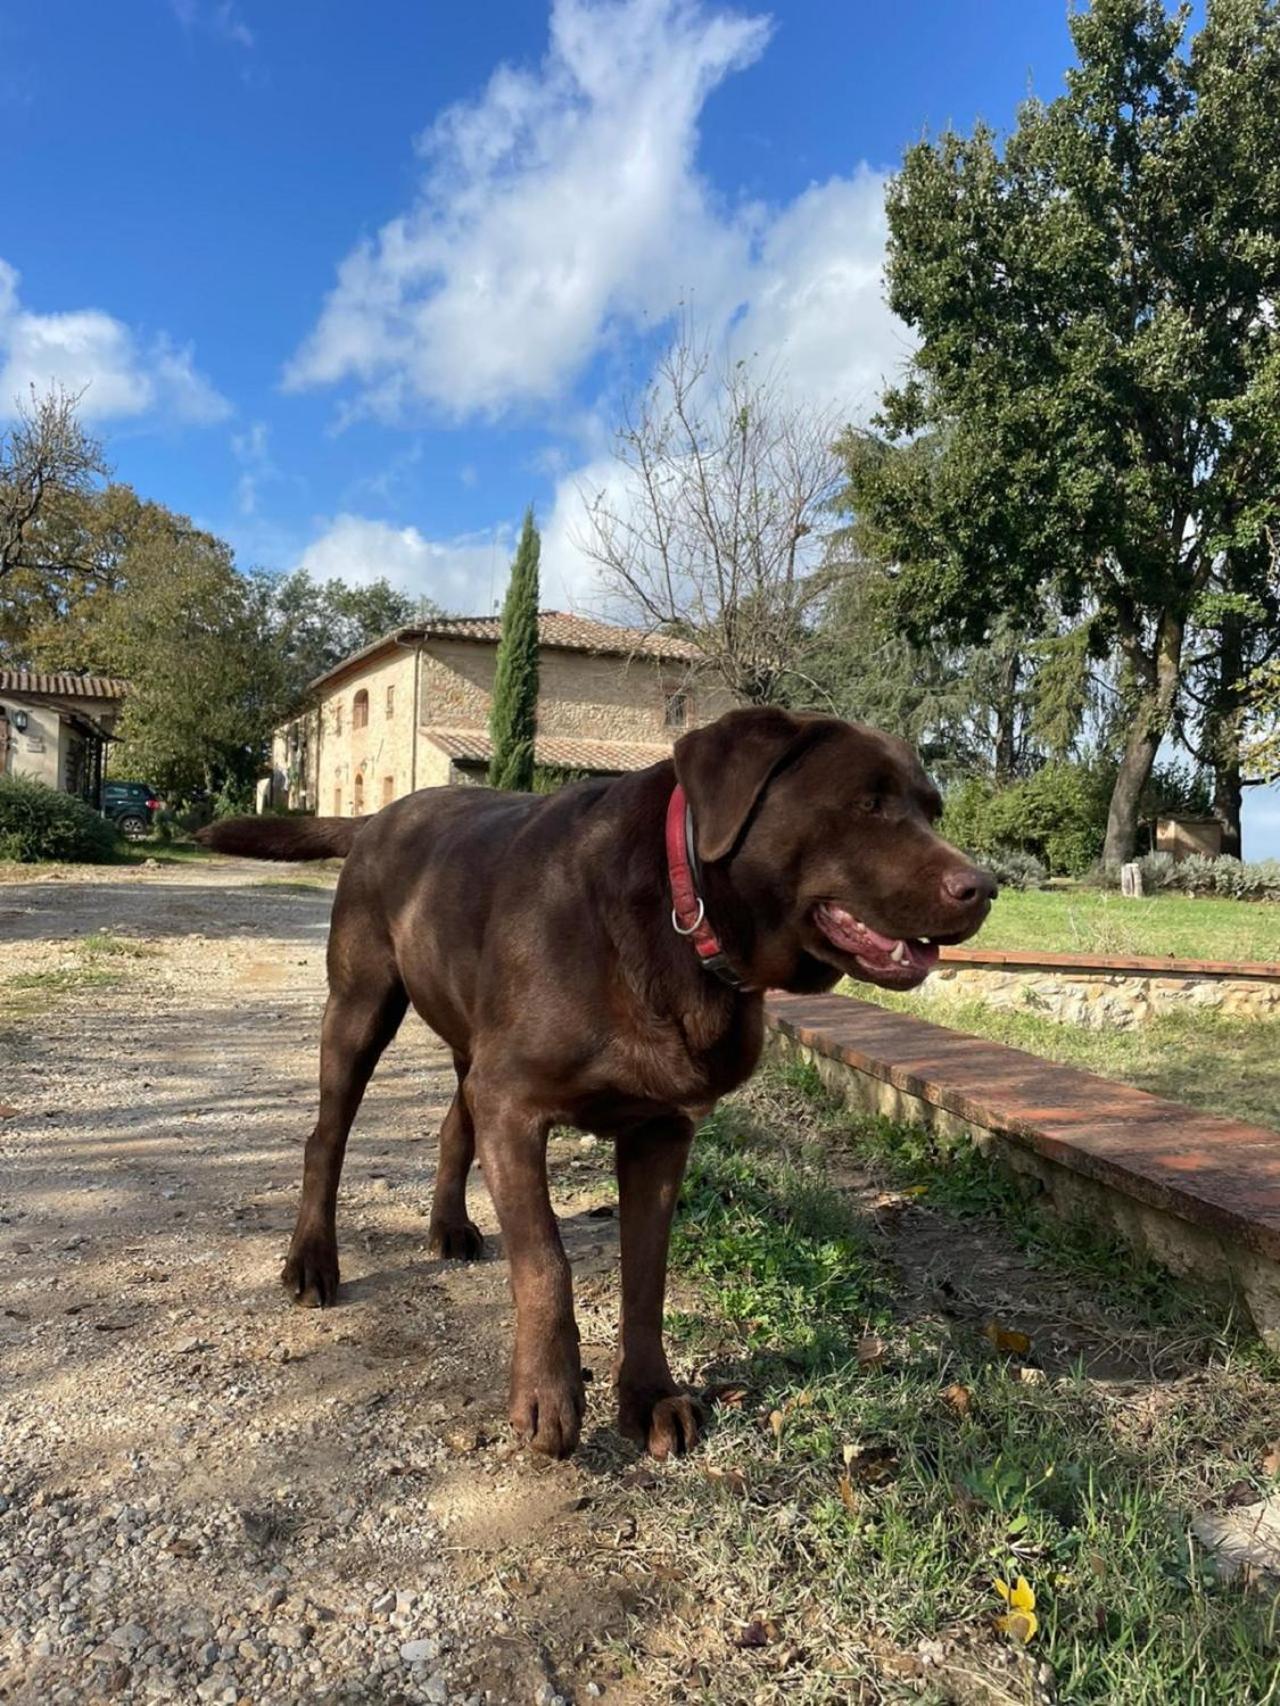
[194,815,367,861]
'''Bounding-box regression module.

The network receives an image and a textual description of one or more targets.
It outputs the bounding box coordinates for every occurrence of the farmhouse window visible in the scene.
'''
[353,689,369,730]
[663,681,689,730]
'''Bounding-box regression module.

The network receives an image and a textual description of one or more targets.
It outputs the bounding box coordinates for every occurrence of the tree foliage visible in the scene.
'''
[267,570,424,712]
[488,508,540,792]
[845,0,1280,863]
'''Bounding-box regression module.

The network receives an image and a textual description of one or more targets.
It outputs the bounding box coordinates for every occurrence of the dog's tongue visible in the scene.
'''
[815,904,940,974]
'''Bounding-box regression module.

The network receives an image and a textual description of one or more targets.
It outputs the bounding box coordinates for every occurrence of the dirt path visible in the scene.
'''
[0,862,676,1706]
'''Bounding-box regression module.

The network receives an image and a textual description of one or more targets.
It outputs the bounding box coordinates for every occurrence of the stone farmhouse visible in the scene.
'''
[0,671,128,803]
[270,612,735,815]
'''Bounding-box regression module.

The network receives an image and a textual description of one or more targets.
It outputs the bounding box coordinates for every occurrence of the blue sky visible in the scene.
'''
[5,0,1274,850]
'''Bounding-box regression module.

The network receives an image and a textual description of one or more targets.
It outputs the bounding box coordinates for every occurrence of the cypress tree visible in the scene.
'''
[487,507,540,790]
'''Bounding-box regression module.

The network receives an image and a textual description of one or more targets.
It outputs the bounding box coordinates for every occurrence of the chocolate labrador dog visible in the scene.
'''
[201,708,995,1459]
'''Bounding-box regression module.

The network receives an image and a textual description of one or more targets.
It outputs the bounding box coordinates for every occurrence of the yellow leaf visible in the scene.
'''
[993,1576,1038,1644]
[994,1609,1038,1644]
[842,1442,856,1468]
[769,1409,785,1444]
[995,1575,1036,1613]
[982,1320,1032,1357]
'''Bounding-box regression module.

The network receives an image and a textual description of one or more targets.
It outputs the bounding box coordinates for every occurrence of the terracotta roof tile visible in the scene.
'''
[421,726,671,774]
[417,611,701,662]
[0,670,129,700]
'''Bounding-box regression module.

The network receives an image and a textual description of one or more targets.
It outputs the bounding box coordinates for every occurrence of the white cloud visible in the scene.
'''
[296,513,515,613]
[285,0,771,418]
[0,259,230,426]
[230,420,275,515]
[728,167,910,416]
[170,0,254,51]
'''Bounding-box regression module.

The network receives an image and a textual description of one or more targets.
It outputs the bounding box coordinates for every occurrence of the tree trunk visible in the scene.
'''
[1213,760,1243,859]
[992,648,1021,784]
[1209,611,1245,859]
[1103,613,1184,868]
[1103,715,1162,867]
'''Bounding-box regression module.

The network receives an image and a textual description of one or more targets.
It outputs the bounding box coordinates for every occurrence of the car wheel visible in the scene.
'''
[118,813,149,840]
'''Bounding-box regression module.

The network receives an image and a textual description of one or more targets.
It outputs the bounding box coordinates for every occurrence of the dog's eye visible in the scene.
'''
[862,794,884,816]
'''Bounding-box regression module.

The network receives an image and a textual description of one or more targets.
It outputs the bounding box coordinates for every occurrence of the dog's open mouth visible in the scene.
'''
[813,902,941,989]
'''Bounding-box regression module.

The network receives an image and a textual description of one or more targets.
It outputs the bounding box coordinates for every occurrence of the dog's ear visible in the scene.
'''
[674,708,824,862]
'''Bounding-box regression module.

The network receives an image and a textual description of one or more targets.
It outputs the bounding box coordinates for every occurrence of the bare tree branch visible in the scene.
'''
[571,332,844,704]
[1,384,106,582]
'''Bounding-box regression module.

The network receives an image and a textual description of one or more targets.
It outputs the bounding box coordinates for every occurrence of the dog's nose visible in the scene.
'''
[942,865,998,906]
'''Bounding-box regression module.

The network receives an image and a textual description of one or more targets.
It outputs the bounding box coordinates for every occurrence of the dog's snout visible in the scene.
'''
[942,865,998,907]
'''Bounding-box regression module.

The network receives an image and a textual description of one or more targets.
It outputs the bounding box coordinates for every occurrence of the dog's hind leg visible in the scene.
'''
[282,970,408,1307]
[427,1058,484,1260]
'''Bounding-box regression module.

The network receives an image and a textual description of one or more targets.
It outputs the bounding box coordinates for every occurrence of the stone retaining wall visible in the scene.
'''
[928,963,1280,1028]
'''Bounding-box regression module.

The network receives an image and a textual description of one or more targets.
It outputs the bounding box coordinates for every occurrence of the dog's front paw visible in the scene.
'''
[281,1231,339,1308]
[426,1215,485,1260]
[509,1341,585,1458]
[618,1382,704,1460]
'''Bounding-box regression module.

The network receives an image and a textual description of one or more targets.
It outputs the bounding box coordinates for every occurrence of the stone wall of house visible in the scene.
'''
[271,636,739,815]
[929,964,1280,1028]
[314,648,419,816]
[417,638,734,744]
[416,739,453,790]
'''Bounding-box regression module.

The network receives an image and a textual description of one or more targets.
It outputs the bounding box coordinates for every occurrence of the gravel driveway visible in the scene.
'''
[0,860,666,1706]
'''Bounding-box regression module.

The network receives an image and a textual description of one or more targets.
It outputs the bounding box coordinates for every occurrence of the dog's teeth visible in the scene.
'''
[919,936,932,945]
[890,940,908,964]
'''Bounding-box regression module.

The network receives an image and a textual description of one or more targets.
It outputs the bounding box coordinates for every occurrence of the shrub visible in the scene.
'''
[982,847,1048,890]
[942,762,1111,876]
[0,775,122,863]
[1137,851,1176,891]
[1129,849,1280,899]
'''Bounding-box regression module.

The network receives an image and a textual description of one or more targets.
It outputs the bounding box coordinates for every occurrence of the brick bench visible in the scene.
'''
[765,991,1280,1346]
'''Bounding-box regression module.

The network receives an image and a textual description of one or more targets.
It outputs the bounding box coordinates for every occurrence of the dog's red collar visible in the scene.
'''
[666,784,746,989]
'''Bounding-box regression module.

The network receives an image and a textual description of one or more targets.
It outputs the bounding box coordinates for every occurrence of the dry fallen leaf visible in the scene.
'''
[837,1473,858,1512]
[843,1443,900,1487]
[1262,1444,1280,1478]
[705,1383,750,1410]
[941,1382,972,1416]
[769,1408,785,1446]
[856,1334,886,1369]
[982,1320,1033,1357]
[704,1465,748,1495]
[734,1618,778,1649]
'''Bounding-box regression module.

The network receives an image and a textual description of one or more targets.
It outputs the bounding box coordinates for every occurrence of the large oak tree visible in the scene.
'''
[846,0,1280,863]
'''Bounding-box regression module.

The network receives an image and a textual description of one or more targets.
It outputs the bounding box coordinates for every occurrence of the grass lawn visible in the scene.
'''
[650,1064,1280,1704]
[975,886,1280,963]
[0,838,215,885]
[849,984,1280,1131]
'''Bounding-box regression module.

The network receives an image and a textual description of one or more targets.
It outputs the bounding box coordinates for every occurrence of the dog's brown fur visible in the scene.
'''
[200,708,994,1458]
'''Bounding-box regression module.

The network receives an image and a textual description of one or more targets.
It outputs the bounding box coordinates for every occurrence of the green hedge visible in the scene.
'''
[0,775,122,863]
[942,763,1112,876]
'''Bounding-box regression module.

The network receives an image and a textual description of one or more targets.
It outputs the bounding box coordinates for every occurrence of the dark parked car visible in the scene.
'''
[102,781,161,839]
